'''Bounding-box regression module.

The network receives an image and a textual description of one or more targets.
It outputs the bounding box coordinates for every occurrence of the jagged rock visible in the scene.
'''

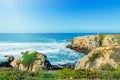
[4,55,15,63]
[67,34,101,54]
[10,51,52,71]
[67,34,120,70]
[75,46,120,70]
[0,55,14,67]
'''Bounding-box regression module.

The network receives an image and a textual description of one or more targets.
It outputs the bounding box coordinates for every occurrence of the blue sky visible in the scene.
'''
[0,0,120,33]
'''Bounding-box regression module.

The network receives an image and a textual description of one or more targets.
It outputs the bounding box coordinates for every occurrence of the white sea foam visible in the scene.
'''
[0,42,84,65]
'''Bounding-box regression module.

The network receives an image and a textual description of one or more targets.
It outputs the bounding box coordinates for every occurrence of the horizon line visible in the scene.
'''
[0,32,120,34]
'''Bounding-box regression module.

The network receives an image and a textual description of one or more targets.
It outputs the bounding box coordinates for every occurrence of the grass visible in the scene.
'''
[21,51,38,66]
[100,34,106,44]
[0,68,58,80]
[1,68,120,80]
[101,64,115,71]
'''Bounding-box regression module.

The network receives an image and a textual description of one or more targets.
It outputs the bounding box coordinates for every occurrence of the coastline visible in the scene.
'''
[1,33,120,79]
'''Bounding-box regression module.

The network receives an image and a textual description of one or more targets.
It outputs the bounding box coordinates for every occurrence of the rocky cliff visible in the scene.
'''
[102,35,120,46]
[66,34,101,54]
[68,34,120,70]
[75,46,120,70]
[67,34,120,54]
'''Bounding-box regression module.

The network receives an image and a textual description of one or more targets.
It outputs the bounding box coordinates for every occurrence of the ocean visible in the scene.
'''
[0,33,95,65]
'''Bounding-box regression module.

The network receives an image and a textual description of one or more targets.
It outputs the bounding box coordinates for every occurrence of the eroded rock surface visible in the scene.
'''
[10,51,52,71]
[102,35,120,46]
[67,34,120,70]
[67,35,101,54]
[75,46,120,70]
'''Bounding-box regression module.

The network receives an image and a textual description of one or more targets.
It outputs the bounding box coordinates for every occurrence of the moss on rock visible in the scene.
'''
[21,51,38,66]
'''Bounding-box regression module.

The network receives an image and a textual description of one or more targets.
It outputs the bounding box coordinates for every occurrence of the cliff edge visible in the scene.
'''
[67,34,120,70]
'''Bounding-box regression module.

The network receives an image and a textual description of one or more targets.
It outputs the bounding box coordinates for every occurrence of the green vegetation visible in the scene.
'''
[101,64,115,71]
[0,68,58,80]
[89,53,100,62]
[111,37,115,42]
[100,34,106,44]
[21,51,38,66]
[0,68,120,80]
[115,35,120,44]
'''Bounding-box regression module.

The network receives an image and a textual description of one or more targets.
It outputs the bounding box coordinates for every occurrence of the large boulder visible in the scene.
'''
[67,35,101,54]
[75,46,120,70]
[10,51,52,71]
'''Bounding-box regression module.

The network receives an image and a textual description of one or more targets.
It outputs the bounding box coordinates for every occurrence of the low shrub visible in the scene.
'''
[21,51,38,66]
[1,67,120,79]
[89,53,100,62]
[100,34,106,44]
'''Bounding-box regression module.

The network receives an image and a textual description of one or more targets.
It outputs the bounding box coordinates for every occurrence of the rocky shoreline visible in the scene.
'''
[1,34,120,71]
[0,51,75,71]
[67,34,120,70]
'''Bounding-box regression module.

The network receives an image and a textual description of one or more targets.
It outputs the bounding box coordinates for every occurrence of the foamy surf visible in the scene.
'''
[0,33,89,65]
[0,42,84,65]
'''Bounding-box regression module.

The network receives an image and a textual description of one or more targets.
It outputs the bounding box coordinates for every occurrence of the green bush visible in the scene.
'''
[58,68,78,79]
[89,53,100,62]
[101,64,115,71]
[21,51,38,66]
[100,34,106,44]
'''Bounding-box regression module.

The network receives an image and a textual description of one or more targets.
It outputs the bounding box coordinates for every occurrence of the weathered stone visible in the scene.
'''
[4,55,15,63]
[10,51,52,71]
[102,35,120,46]
[75,46,120,70]
[67,34,101,54]
[0,55,14,67]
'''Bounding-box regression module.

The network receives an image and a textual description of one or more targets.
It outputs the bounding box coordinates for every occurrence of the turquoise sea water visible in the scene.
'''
[0,33,95,65]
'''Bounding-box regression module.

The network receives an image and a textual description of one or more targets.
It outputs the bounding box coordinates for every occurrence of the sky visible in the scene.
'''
[0,0,120,33]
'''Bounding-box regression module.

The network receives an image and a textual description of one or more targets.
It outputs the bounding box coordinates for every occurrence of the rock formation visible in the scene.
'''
[10,51,52,71]
[75,46,120,70]
[0,55,14,67]
[66,34,101,54]
[68,34,120,70]
[102,35,120,46]
[4,55,15,63]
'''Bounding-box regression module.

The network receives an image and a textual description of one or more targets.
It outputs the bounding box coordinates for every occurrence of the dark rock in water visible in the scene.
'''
[0,55,14,67]
[0,62,12,67]
[52,63,75,70]
[66,40,72,42]
[52,65,63,70]
[20,52,24,55]
[66,45,72,48]
[4,55,14,63]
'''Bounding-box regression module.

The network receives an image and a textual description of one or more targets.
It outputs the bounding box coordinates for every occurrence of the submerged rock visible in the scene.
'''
[75,46,120,70]
[10,51,52,71]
